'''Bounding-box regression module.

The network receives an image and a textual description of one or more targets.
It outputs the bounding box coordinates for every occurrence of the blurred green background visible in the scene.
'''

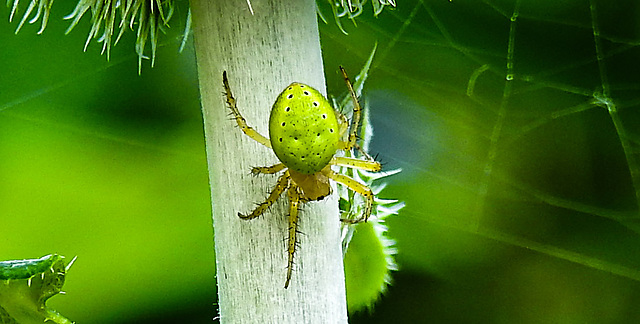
[3,0,640,323]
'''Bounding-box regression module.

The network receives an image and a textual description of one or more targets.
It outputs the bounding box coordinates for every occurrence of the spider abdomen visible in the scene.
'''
[269,83,340,174]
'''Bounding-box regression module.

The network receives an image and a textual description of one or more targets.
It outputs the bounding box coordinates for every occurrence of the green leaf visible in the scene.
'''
[0,255,75,324]
[344,220,398,312]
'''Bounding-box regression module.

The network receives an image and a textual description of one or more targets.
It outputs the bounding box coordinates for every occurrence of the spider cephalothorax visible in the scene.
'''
[223,67,381,288]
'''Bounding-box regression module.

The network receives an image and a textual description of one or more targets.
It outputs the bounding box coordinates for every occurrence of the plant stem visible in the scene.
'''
[189,0,348,322]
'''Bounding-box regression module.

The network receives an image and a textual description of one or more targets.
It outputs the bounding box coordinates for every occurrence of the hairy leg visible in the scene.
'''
[238,171,290,220]
[325,169,374,224]
[251,163,286,175]
[330,156,381,172]
[223,71,272,148]
[284,185,301,288]
[339,66,362,151]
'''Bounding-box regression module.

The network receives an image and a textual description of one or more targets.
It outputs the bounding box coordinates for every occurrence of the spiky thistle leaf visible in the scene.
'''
[318,0,396,34]
[0,254,76,324]
[64,0,175,73]
[7,0,54,34]
[335,45,404,312]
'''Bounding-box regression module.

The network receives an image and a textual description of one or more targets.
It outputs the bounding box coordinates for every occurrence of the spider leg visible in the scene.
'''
[336,110,349,138]
[284,185,302,289]
[330,156,381,172]
[339,66,362,151]
[239,171,290,220]
[325,169,374,224]
[353,142,375,161]
[336,141,377,163]
[251,163,286,175]
[222,71,272,148]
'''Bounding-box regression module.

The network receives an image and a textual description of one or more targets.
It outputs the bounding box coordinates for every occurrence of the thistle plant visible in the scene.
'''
[7,0,182,73]
[0,254,76,324]
[319,0,397,34]
[7,0,395,70]
[64,0,176,71]
[334,45,405,312]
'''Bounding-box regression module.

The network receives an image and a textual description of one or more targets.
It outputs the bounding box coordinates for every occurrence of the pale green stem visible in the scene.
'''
[189,0,348,322]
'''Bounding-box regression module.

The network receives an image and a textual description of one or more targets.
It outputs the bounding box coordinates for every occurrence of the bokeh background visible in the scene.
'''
[3,0,640,323]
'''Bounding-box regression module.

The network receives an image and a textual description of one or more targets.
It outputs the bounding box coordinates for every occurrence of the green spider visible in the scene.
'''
[223,67,381,288]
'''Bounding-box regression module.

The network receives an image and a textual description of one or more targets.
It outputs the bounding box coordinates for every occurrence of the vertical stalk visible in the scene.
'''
[189,0,348,323]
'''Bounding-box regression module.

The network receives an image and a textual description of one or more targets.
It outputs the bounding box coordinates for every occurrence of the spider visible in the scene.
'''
[222,67,381,288]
